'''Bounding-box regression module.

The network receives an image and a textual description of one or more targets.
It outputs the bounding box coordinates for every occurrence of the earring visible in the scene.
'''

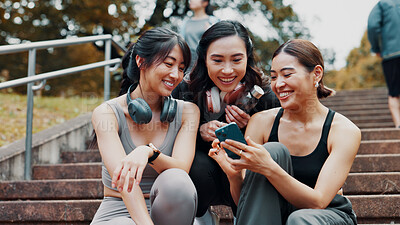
[314,82,319,88]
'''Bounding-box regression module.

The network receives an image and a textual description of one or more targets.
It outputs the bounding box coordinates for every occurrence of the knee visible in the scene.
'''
[189,152,219,181]
[263,142,291,168]
[153,168,197,206]
[286,209,314,225]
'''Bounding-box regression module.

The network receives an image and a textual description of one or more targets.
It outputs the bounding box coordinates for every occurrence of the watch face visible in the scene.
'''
[148,143,160,153]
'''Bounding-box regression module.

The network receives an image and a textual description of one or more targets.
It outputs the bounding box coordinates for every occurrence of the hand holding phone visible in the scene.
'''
[215,122,247,159]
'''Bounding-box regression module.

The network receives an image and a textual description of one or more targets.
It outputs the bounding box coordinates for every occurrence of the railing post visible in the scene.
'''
[104,39,111,101]
[24,48,36,180]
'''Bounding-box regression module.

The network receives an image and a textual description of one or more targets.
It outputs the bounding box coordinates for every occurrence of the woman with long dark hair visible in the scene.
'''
[173,20,279,224]
[91,27,200,225]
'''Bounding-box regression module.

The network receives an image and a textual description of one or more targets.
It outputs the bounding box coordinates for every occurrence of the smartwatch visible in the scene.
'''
[148,143,161,164]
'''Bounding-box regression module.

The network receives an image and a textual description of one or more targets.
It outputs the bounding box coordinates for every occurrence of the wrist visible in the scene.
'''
[147,143,160,164]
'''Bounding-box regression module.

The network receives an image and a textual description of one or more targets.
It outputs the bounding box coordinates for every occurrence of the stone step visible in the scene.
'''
[322,99,388,107]
[351,154,400,172]
[212,194,400,224]
[343,172,400,195]
[347,115,393,124]
[328,104,389,113]
[357,122,396,129]
[358,140,400,154]
[0,179,103,200]
[61,150,101,163]
[340,109,391,117]
[32,163,102,180]
[0,200,101,223]
[361,128,400,140]
[0,196,398,224]
[348,194,400,224]
[3,171,397,200]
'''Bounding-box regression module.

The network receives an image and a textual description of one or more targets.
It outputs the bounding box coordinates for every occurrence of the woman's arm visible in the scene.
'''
[92,103,153,224]
[150,102,200,173]
[269,114,360,209]
[225,112,361,209]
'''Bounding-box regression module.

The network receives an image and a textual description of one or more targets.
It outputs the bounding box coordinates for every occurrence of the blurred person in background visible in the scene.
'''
[368,0,400,128]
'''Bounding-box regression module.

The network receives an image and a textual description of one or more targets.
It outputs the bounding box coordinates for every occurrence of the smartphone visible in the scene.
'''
[215,122,247,159]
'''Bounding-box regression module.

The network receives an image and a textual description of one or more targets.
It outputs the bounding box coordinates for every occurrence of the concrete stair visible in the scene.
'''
[0,88,399,224]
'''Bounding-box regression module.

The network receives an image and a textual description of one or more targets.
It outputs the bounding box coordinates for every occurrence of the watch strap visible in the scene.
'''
[148,143,160,164]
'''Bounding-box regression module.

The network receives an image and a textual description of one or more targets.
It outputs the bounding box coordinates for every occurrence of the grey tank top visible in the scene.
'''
[101,98,184,193]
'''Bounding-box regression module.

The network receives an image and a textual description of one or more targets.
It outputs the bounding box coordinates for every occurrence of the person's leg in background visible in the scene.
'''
[150,168,197,225]
[382,57,400,128]
[388,96,400,127]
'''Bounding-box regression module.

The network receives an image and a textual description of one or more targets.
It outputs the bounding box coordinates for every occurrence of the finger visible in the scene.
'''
[111,164,123,188]
[212,139,221,148]
[127,170,135,192]
[208,148,220,157]
[245,136,262,148]
[225,108,236,123]
[226,154,245,170]
[118,165,130,192]
[230,105,251,119]
[225,139,248,150]
[135,166,145,186]
[221,141,242,156]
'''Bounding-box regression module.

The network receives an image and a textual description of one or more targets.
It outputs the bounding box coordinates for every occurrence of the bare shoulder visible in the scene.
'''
[91,101,118,131]
[246,107,281,143]
[329,111,361,154]
[249,107,281,125]
[181,101,200,122]
[92,102,113,119]
[331,112,361,137]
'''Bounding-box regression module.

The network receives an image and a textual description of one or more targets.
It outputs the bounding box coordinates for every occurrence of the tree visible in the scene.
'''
[0,0,308,96]
[324,31,385,90]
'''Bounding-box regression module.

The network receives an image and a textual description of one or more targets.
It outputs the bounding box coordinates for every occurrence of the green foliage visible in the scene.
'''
[0,0,308,96]
[324,31,385,90]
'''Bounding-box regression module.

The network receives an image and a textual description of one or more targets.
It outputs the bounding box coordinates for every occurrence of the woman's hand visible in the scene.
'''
[111,145,152,193]
[200,120,227,142]
[209,139,242,179]
[225,105,251,128]
[222,136,275,175]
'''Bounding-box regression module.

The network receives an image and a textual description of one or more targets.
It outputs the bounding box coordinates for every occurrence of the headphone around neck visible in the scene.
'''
[126,84,177,124]
[205,83,245,113]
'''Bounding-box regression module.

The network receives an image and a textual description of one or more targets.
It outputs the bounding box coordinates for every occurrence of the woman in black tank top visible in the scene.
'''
[209,39,361,224]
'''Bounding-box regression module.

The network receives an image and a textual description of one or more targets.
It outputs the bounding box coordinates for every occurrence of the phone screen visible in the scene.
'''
[215,122,247,159]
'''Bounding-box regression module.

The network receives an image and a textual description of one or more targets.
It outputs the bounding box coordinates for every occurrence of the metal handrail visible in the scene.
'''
[0,35,123,180]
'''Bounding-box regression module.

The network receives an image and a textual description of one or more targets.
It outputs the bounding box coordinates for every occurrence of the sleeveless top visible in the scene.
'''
[268,108,335,188]
[101,99,185,193]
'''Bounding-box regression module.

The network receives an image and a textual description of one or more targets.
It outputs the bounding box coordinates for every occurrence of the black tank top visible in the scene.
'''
[268,108,335,188]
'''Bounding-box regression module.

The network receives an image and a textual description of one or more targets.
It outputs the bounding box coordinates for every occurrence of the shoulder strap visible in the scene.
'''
[268,107,284,142]
[321,109,336,142]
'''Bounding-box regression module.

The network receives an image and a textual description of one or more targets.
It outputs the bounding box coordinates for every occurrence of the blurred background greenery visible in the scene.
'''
[0,0,385,98]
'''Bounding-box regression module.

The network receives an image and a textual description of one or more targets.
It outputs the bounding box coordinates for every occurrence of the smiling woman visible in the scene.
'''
[210,39,361,225]
[172,20,280,224]
[90,27,200,225]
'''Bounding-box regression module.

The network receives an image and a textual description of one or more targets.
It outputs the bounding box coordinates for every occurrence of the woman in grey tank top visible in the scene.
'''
[90,27,200,225]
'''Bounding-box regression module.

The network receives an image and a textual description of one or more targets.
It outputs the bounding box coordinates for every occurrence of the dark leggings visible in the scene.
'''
[189,150,237,217]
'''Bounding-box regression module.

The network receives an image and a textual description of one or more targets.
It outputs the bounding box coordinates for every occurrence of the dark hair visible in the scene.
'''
[189,20,269,102]
[119,27,191,96]
[272,39,335,99]
[203,0,214,15]
[90,27,190,150]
